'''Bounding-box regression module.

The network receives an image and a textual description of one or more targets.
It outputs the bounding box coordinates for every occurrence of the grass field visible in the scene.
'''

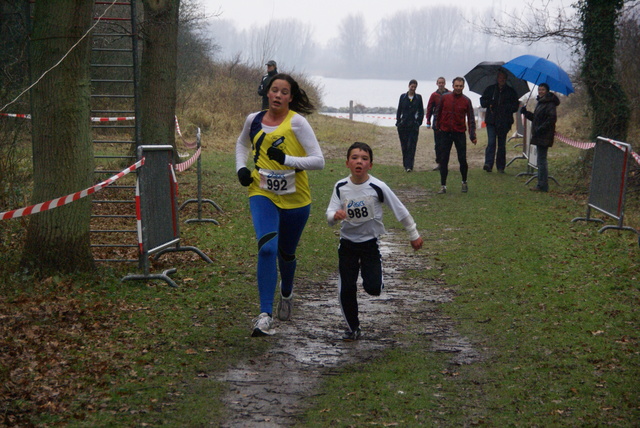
[1,117,638,426]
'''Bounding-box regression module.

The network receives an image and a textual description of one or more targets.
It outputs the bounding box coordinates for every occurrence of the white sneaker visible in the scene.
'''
[251,312,274,337]
[277,294,293,321]
[437,185,447,194]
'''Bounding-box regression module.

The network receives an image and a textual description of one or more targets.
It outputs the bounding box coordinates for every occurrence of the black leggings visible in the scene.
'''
[439,131,468,185]
[338,238,382,332]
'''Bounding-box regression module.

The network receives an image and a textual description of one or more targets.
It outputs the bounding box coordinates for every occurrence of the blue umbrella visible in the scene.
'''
[502,55,574,95]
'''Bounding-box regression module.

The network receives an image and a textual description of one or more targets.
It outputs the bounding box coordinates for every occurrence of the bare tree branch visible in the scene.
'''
[474,1,581,49]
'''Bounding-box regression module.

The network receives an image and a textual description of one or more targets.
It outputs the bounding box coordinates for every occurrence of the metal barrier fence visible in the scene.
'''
[572,137,639,246]
[507,103,526,148]
[178,128,223,224]
[122,145,211,287]
[507,113,528,168]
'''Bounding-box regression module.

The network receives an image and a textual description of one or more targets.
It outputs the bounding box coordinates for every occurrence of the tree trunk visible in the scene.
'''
[579,0,629,141]
[140,0,180,151]
[22,1,95,274]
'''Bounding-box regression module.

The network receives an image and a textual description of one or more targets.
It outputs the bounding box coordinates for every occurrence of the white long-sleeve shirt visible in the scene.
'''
[235,112,324,172]
[326,175,420,243]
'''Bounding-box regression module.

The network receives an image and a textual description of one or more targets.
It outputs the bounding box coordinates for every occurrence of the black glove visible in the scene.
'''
[237,167,253,187]
[267,146,286,164]
[520,106,527,115]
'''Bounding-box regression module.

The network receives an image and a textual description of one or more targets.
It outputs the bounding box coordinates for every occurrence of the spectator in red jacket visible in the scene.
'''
[435,77,477,194]
[425,77,450,171]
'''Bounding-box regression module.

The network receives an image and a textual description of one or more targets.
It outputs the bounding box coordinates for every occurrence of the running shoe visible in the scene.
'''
[251,312,274,337]
[342,327,361,341]
[276,294,293,321]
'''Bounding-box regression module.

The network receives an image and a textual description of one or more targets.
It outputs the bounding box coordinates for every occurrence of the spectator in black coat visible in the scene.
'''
[521,83,560,192]
[258,60,278,110]
[480,69,520,173]
[395,79,424,172]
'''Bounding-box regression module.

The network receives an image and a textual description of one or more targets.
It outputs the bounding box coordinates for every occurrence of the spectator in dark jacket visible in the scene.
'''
[258,60,278,110]
[520,83,560,192]
[395,79,424,172]
[480,69,520,173]
[435,77,477,194]
[425,77,450,171]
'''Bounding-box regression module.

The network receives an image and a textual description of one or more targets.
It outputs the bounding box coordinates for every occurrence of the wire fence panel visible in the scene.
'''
[137,145,179,254]
[572,136,638,246]
[588,137,631,220]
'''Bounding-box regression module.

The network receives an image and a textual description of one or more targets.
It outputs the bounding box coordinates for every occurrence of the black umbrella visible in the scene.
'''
[464,61,530,98]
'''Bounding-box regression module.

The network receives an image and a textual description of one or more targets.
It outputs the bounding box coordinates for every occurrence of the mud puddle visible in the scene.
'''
[217,231,481,427]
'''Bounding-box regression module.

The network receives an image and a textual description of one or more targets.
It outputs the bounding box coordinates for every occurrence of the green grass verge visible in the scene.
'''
[301,148,640,426]
[1,140,638,426]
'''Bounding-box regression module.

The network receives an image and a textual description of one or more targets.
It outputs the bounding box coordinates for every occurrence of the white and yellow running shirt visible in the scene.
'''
[235,110,324,209]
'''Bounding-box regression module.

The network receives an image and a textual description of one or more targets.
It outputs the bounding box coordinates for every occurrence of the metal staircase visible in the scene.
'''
[89,0,141,264]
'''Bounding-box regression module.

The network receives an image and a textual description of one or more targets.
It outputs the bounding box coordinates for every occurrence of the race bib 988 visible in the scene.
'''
[344,196,375,224]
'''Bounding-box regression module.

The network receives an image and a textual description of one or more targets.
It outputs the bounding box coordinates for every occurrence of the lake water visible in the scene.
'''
[311,76,482,127]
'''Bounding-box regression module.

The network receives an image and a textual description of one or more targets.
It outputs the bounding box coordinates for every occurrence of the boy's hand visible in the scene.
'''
[410,237,423,250]
[334,210,347,221]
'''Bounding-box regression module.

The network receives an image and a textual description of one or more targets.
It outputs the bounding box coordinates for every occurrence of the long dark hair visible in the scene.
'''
[266,73,315,115]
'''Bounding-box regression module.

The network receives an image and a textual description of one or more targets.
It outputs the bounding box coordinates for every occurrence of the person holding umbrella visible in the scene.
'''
[480,69,520,173]
[520,83,560,192]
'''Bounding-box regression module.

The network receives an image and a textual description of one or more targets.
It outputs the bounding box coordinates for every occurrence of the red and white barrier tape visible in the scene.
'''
[599,137,640,166]
[169,165,179,236]
[91,116,135,122]
[134,162,179,252]
[326,113,430,124]
[1,112,135,122]
[175,147,201,172]
[3,114,200,150]
[175,116,198,149]
[134,178,143,254]
[0,113,31,119]
[555,132,640,165]
[554,133,596,150]
[0,158,144,220]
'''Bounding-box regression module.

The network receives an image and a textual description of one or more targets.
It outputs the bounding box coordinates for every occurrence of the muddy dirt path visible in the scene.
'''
[217,233,480,427]
[217,127,485,427]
